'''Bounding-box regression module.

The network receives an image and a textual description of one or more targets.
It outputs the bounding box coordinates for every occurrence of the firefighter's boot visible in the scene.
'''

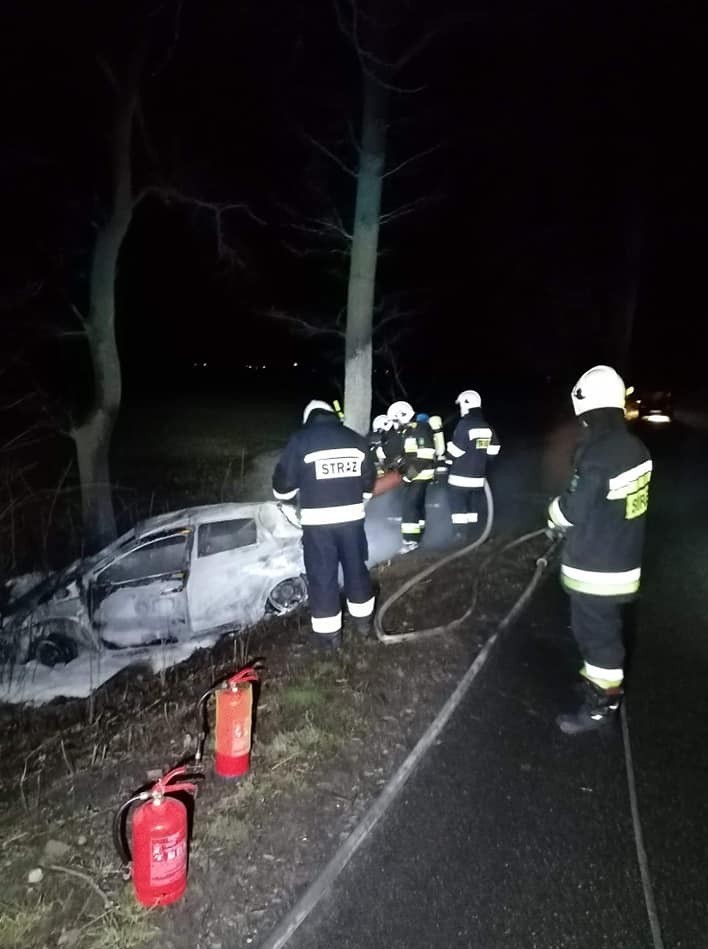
[352,616,373,638]
[311,629,343,652]
[399,539,419,554]
[556,680,623,735]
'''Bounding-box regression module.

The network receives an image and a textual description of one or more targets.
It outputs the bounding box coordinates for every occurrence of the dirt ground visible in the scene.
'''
[0,532,550,949]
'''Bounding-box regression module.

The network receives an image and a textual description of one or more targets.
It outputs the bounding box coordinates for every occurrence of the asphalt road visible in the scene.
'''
[285,418,708,949]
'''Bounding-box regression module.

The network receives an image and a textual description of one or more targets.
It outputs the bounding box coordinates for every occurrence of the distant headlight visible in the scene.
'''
[642,413,671,424]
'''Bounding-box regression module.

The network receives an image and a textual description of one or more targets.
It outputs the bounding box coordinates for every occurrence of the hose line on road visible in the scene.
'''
[621,703,666,949]
[373,483,664,948]
[260,527,562,949]
[374,480,550,643]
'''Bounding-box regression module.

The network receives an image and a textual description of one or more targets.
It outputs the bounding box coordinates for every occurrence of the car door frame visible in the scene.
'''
[88,527,194,645]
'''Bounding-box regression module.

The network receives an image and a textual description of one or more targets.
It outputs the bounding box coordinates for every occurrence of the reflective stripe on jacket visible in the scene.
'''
[272,414,376,525]
[547,409,651,599]
[447,410,500,486]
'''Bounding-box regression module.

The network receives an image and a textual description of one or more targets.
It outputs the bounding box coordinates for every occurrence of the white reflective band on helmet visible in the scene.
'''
[300,503,365,525]
[448,474,485,487]
[303,399,335,424]
[606,459,653,499]
[447,441,465,458]
[456,390,482,415]
[561,564,641,596]
[311,612,342,634]
[372,414,392,432]
[548,497,573,527]
[273,487,298,501]
[388,400,414,425]
[571,365,626,416]
[467,428,492,440]
[486,444,500,456]
[347,596,375,618]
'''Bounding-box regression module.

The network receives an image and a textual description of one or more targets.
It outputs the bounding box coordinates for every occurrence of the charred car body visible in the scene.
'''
[1,502,307,667]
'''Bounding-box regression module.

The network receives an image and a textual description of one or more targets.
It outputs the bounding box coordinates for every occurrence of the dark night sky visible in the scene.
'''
[1,0,706,408]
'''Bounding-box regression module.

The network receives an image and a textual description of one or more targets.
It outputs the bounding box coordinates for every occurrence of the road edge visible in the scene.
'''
[257,547,554,949]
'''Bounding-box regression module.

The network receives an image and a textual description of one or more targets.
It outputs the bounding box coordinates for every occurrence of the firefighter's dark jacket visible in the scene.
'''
[377,429,404,471]
[273,411,376,526]
[399,415,444,483]
[446,409,500,486]
[547,408,652,599]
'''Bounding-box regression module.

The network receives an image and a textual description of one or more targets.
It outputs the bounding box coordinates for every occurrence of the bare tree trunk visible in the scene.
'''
[344,73,388,434]
[71,53,141,551]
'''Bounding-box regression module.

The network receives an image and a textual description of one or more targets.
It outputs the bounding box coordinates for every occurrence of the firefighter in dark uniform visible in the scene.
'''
[446,389,500,542]
[387,401,445,552]
[547,366,652,734]
[272,400,376,649]
[368,414,394,476]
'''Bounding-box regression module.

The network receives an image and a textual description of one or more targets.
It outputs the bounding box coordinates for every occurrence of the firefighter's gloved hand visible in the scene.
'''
[403,463,420,482]
[544,521,567,540]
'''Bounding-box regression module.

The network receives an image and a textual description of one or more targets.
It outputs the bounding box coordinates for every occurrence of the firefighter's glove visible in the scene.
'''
[544,521,567,541]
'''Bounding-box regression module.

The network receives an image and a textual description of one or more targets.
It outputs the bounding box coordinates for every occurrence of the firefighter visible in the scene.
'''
[446,390,500,542]
[272,400,376,649]
[547,366,652,734]
[387,401,445,552]
[368,414,394,476]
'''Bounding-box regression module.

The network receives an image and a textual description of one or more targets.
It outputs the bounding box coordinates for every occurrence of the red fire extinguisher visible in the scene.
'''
[113,766,199,907]
[195,665,260,779]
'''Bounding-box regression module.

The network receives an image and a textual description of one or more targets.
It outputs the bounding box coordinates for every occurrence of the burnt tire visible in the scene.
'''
[266,576,308,615]
[30,632,79,667]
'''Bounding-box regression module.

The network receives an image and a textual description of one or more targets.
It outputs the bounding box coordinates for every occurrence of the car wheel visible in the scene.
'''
[266,576,308,615]
[29,631,79,667]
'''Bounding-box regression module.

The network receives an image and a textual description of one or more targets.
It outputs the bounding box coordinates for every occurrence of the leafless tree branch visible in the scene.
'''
[303,132,357,178]
[265,307,346,339]
[70,303,88,330]
[379,197,429,225]
[151,0,185,78]
[383,143,443,178]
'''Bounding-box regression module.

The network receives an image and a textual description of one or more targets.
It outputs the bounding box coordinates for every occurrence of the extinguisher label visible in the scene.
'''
[216,686,253,758]
[150,831,187,887]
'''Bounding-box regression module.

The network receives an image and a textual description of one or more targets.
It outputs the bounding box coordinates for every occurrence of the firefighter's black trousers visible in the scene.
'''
[569,592,626,672]
[302,522,373,635]
[448,485,483,526]
[401,480,428,543]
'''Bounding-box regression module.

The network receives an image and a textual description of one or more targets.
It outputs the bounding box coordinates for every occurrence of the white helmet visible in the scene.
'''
[303,399,335,424]
[387,400,414,426]
[455,390,481,416]
[372,414,393,433]
[571,366,626,416]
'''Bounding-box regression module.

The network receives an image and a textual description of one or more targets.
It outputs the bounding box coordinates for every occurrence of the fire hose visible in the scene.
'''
[374,480,556,643]
[372,485,664,948]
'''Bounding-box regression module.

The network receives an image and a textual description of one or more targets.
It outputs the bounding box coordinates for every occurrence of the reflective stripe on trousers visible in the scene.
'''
[300,502,365,526]
[561,564,640,596]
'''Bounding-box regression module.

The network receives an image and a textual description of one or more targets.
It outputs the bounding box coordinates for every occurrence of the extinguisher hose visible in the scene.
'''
[195,687,216,764]
[374,481,554,643]
[112,793,147,866]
